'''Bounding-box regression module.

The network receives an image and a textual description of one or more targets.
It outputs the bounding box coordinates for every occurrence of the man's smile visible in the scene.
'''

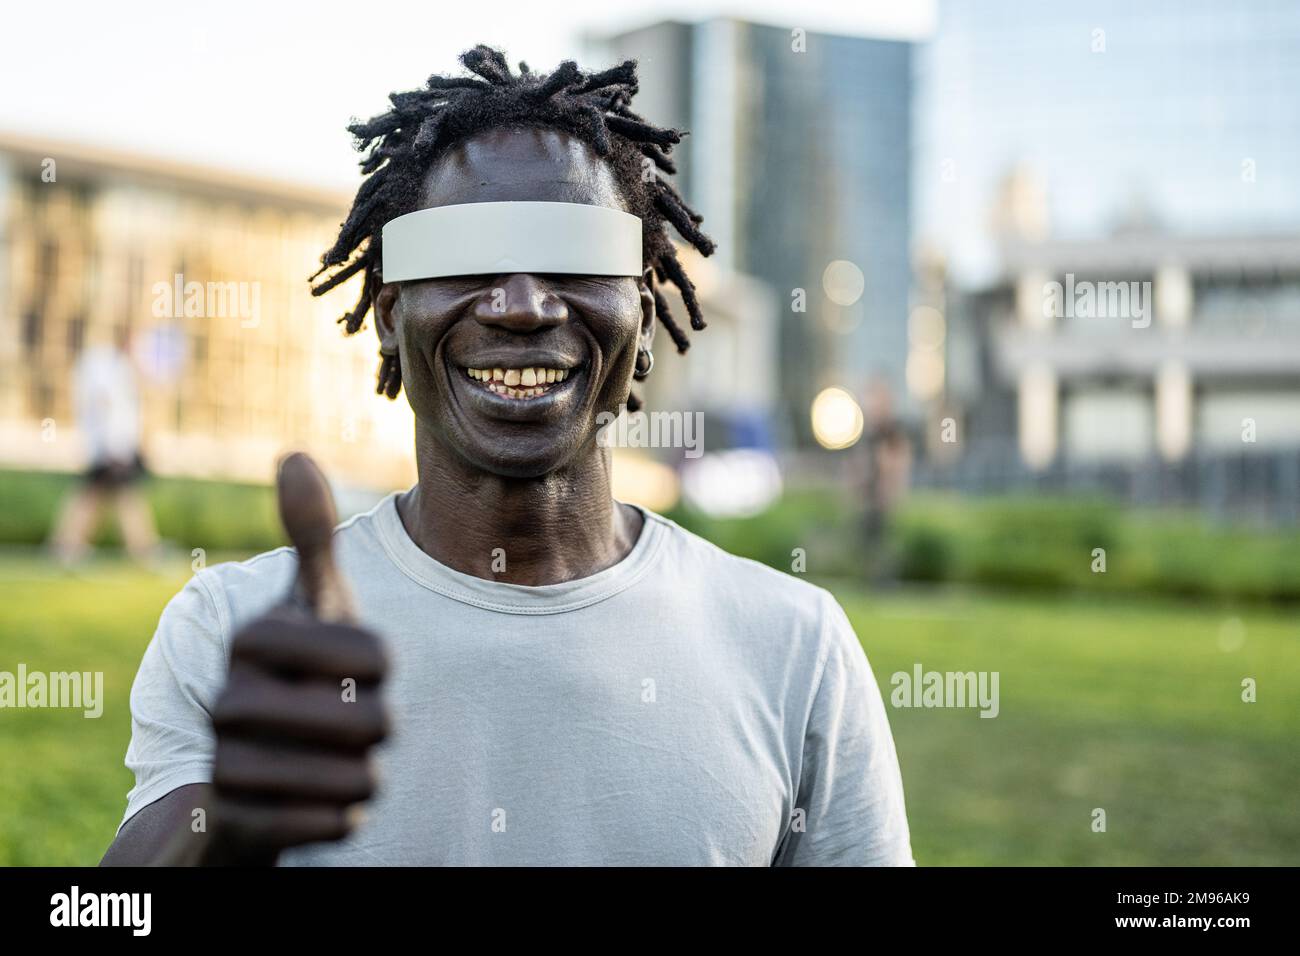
[464,365,572,400]
[445,348,590,423]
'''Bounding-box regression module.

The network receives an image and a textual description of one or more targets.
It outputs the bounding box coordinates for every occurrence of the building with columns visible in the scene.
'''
[0,130,419,491]
[991,233,1300,468]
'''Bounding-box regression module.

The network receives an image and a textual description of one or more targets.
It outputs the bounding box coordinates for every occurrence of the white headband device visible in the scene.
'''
[381,201,643,281]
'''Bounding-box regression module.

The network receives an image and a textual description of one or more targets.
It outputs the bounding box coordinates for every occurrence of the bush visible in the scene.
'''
[0,469,283,553]
[668,486,1300,604]
[6,467,1297,604]
[896,525,952,582]
[665,486,860,578]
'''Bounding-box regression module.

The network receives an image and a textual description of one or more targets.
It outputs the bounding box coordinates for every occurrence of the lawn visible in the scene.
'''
[0,553,1296,866]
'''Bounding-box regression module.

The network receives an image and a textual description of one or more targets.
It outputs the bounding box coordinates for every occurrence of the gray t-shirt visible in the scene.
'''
[122,493,913,866]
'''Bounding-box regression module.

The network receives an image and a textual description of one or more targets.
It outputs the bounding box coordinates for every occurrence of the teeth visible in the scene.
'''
[467,366,573,397]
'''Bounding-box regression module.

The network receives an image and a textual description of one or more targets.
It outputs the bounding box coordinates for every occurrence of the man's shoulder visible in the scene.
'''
[192,493,393,622]
[643,508,842,632]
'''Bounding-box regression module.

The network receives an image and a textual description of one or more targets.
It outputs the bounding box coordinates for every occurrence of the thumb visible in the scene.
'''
[276,451,355,623]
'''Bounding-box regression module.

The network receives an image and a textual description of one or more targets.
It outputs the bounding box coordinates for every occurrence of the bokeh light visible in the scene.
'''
[822,259,865,307]
[810,386,864,450]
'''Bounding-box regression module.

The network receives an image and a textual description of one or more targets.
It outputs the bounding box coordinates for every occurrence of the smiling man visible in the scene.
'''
[101,46,913,867]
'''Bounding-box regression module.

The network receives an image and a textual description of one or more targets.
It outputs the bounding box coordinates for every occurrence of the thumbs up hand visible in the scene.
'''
[278,451,357,623]
[204,453,388,865]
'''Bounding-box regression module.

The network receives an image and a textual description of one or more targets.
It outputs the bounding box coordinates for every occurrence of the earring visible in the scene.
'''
[633,346,654,381]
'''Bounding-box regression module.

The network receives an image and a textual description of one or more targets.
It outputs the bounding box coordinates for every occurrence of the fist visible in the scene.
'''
[208,453,388,863]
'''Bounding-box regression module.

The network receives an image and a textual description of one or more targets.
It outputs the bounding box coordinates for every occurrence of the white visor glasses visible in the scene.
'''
[381,200,643,281]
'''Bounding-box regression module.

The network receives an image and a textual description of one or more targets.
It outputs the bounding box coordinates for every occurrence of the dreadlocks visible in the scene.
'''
[311,44,715,407]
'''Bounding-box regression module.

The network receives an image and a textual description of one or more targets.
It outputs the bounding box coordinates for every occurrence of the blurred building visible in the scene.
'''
[0,131,418,490]
[909,0,1300,520]
[914,0,1300,288]
[951,228,1300,464]
[589,18,913,444]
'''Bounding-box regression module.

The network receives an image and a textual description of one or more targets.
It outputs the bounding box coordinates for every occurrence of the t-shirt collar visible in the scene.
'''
[370,490,667,615]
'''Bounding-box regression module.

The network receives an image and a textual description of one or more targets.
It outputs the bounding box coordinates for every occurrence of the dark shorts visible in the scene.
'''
[85,454,148,490]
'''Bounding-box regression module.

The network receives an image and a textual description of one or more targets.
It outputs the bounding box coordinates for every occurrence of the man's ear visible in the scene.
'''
[373,282,400,352]
[638,268,656,352]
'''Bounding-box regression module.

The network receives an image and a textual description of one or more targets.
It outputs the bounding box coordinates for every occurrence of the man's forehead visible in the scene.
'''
[420,127,624,209]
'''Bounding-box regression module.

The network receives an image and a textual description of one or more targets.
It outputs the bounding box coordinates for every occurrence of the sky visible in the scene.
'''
[1,0,934,191]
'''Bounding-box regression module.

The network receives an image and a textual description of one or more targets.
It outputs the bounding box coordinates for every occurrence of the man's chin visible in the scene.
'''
[454,434,577,480]
[476,457,569,481]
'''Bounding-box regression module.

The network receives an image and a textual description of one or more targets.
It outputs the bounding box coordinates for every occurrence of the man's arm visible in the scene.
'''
[102,785,223,866]
[102,600,388,866]
[103,455,387,866]
[774,593,914,866]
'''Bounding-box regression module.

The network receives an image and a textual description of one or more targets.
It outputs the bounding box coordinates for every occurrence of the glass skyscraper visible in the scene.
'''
[915,0,1300,286]
[593,19,913,442]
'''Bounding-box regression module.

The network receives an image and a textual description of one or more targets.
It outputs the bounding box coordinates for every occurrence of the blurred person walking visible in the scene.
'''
[858,377,913,583]
[49,327,160,566]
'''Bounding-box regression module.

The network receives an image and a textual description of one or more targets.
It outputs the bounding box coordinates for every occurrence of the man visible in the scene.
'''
[101,46,912,866]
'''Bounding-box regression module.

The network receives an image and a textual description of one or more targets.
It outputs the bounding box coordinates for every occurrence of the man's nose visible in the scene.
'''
[471,274,568,333]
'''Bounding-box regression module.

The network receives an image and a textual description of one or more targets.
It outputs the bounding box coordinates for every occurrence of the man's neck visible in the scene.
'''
[396,425,644,586]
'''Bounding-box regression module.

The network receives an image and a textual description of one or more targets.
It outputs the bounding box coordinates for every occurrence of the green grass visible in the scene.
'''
[0,555,190,866]
[840,586,1300,865]
[0,554,1296,865]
